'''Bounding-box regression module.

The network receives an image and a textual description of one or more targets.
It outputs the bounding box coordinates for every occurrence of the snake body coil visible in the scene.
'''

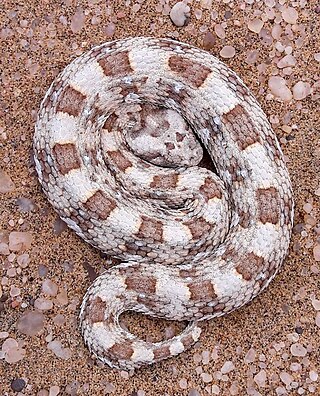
[34,37,293,369]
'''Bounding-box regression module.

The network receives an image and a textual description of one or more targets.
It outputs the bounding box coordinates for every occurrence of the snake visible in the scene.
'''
[33,37,294,370]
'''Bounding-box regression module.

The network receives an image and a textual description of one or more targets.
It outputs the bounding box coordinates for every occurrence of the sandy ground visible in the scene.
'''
[0,0,319,395]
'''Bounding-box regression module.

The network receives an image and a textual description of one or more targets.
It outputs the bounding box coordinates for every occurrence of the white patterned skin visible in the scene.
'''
[34,37,294,370]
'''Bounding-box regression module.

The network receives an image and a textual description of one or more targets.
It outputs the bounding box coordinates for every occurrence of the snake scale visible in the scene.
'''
[34,37,294,370]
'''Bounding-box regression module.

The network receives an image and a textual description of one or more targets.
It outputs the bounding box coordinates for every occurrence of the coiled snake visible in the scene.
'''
[34,37,293,369]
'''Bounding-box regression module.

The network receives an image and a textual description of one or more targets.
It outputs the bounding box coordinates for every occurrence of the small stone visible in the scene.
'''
[201,372,213,383]
[34,297,53,311]
[9,232,32,252]
[42,279,58,296]
[292,81,311,100]
[53,314,66,326]
[211,385,220,395]
[313,245,320,261]
[179,378,188,389]
[17,253,30,268]
[11,378,26,392]
[280,371,293,386]
[5,345,26,363]
[311,299,320,310]
[49,386,60,396]
[17,310,45,336]
[309,370,318,381]
[16,197,36,212]
[38,390,49,396]
[277,54,296,68]
[48,340,72,360]
[170,2,190,27]
[221,360,235,374]
[0,242,10,255]
[220,46,235,59]
[314,53,320,62]
[38,264,49,277]
[254,370,267,387]
[282,7,298,24]
[104,383,116,393]
[244,348,256,363]
[53,217,67,235]
[203,31,216,50]
[70,8,85,33]
[0,169,15,193]
[290,343,307,357]
[188,390,200,396]
[268,76,292,101]
[214,24,225,39]
[105,22,116,38]
[248,19,264,33]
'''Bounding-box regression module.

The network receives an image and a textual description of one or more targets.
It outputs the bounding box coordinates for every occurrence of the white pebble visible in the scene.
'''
[34,297,53,311]
[220,46,235,59]
[221,360,235,374]
[292,81,311,100]
[254,370,267,387]
[0,169,15,193]
[282,7,298,24]
[277,54,296,68]
[248,19,264,33]
[17,310,45,336]
[170,2,190,27]
[268,76,292,101]
[42,279,58,296]
[290,343,307,357]
[313,245,320,261]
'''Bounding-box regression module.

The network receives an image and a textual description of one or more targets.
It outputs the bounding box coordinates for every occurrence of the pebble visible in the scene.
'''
[268,76,292,101]
[0,169,15,193]
[170,2,190,27]
[310,370,318,381]
[211,385,220,395]
[9,231,32,252]
[282,7,298,24]
[254,370,267,387]
[244,348,256,363]
[11,378,26,392]
[70,8,86,33]
[248,19,264,33]
[2,338,26,363]
[221,360,235,374]
[311,299,320,311]
[34,297,53,311]
[313,245,320,261]
[16,197,36,212]
[290,343,307,357]
[42,279,58,296]
[277,54,296,68]
[17,253,30,268]
[105,22,116,38]
[17,310,45,336]
[220,45,235,58]
[292,81,311,100]
[280,371,293,386]
[203,31,216,50]
[48,340,72,360]
[201,372,213,383]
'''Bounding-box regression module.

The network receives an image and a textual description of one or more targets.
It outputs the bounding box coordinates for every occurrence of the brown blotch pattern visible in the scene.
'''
[125,274,157,294]
[179,267,197,279]
[107,150,133,172]
[98,51,133,77]
[150,173,179,189]
[235,252,265,281]
[168,55,211,88]
[109,342,134,360]
[87,296,106,324]
[199,177,222,201]
[153,345,171,360]
[84,190,116,220]
[188,280,217,302]
[181,333,196,349]
[137,216,163,242]
[238,209,252,228]
[184,217,211,240]
[223,104,261,150]
[256,187,280,224]
[53,143,81,175]
[103,113,119,132]
[56,85,86,117]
